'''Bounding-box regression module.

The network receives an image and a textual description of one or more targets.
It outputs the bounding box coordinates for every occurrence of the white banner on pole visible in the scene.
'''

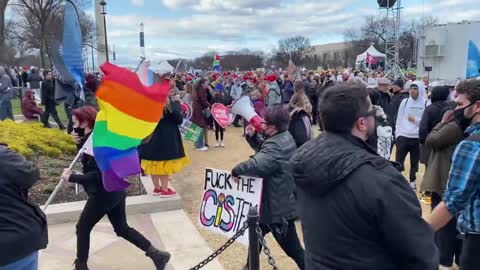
[199,168,263,246]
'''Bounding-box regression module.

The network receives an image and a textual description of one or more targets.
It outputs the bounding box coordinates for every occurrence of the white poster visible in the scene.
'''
[199,168,263,246]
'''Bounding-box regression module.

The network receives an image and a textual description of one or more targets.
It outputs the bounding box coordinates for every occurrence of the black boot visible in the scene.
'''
[146,246,171,270]
[73,259,89,270]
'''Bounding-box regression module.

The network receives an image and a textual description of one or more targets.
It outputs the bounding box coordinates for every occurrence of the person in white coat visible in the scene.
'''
[395,81,429,190]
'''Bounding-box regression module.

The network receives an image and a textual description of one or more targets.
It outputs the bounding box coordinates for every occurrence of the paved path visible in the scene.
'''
[40,210,223,270]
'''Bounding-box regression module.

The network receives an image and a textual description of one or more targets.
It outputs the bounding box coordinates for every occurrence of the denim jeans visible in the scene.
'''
[195,130,205,148]
[0,99,13,121]
[0,252,38,270]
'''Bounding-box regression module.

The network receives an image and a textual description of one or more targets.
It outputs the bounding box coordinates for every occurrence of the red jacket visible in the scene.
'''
[22,90,43,120]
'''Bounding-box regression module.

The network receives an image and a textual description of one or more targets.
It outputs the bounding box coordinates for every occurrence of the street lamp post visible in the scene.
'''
[99,0,109,62]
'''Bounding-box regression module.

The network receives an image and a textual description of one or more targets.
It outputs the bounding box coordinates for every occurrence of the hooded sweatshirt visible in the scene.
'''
[395,81,429,139]
[290,132,438,270]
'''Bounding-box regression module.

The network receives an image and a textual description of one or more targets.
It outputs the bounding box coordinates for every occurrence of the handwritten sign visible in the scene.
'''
[199,168,263,245]
[179,119,203,142]
[211,103,231,129]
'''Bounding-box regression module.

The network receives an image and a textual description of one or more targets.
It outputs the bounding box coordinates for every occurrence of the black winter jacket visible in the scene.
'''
[41,79,56,106]
[138,100,185,161]
[419,101,456,144]
[291,132,438,270]
[232,131,297,224]
[289,110,312,147]
[388,91,409,131]
[0,145,48,266]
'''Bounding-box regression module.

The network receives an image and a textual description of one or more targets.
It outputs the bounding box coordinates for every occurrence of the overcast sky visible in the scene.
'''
[68,0,480,66]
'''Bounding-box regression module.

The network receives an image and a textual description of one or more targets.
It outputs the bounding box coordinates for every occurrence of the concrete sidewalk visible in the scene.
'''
[40,210,223,270]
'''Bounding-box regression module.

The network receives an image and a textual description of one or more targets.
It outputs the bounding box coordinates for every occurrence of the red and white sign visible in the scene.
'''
[211,103,234,129]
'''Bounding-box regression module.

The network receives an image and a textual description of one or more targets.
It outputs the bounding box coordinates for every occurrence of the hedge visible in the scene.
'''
[0,120,77,158]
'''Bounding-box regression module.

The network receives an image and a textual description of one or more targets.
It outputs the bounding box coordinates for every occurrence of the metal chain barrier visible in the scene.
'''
[189,222,249,270]
[256,224,279,270]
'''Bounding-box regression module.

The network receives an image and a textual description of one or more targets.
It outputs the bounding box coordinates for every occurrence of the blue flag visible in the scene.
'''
[466,40,480,79]
[48,1,84,103]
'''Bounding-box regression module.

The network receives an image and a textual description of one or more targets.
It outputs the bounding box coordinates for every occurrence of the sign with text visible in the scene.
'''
[199,168,263,246]
[179,119,203,142]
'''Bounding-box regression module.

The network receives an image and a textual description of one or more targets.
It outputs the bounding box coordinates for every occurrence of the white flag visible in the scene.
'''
[82,134,94,157]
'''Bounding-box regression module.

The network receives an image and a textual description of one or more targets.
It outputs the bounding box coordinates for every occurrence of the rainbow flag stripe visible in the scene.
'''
[93,63,170,191]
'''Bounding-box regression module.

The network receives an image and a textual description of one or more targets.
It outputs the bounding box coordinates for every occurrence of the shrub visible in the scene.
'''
[0,120,77,158]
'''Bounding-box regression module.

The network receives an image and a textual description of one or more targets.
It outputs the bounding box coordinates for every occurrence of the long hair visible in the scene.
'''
[290,93,312,116]
[193,78,206,101]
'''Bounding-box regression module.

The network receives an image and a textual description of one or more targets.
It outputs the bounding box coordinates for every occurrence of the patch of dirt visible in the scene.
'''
[30,155,145,205]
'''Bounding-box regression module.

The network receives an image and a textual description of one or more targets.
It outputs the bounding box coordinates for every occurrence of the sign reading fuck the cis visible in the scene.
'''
[199,168,263,245]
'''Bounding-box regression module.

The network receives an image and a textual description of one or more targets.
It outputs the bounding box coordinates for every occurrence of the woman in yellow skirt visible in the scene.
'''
[138,89,189,197]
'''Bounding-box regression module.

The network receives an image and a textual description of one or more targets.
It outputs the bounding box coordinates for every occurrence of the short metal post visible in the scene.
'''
[248,206,260,270]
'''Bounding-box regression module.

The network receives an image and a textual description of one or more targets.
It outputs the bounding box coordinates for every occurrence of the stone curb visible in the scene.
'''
[43,176,183,225]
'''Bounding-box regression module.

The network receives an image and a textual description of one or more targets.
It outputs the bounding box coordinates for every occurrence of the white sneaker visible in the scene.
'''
[220,141,225,148]
[438,265,452,270]
[215,141,220,148]
[410,182,416,190]
[197,146,208,151]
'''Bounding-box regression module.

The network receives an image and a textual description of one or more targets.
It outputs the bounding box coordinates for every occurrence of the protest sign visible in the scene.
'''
[199,168,263,246]
[179,119,203,142]
[211,103,232,129]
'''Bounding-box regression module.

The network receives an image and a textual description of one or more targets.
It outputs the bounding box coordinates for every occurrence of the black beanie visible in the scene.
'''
[393,79,405,89]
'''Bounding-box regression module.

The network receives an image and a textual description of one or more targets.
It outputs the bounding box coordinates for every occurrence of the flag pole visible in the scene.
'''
[42,148,84,211]
[135,57,146,73]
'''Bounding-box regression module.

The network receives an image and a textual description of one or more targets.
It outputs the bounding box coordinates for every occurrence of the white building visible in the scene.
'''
[417,21,480,86]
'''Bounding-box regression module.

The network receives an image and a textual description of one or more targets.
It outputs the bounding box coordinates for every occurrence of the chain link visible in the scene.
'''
[256,224,279,270]
[189,222,249,270]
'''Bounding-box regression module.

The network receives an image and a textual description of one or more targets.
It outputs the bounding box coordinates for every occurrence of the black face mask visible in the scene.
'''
[454,103,476,132]
[73,127,85,137]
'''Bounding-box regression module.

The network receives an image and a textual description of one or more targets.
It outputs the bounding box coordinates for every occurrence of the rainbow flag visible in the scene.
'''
[212,54,221,72]
[93,63,170,191]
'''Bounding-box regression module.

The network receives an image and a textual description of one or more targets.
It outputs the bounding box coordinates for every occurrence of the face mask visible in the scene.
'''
[454,103,476,132]
[74,127,85,137]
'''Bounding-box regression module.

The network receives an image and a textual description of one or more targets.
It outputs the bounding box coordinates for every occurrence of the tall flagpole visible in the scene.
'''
[140,22,145,58]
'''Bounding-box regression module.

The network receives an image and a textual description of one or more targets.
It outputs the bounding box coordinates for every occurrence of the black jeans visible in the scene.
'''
[214,121,224,141]
[395,136,420,182]
[76,196,152,262]
[42,103,64,129]
[65,103,74,134]
[249,219,305,269]
[461,234,480,270]
[431,193,462,267]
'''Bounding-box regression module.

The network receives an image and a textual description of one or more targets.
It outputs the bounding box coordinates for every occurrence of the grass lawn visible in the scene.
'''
[12,97,69,124]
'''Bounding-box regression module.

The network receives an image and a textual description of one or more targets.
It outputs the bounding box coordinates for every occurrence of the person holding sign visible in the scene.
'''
[139,89,190,197]
[232,105,305,270]
[61,106,171,270]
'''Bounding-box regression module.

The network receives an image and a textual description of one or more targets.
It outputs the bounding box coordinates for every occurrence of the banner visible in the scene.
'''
[199,168,263,245]
[179,119,203,142]
[466,40,480,79]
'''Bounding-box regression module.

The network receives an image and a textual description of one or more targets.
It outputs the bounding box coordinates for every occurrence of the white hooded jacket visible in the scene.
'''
[395,81,430,139]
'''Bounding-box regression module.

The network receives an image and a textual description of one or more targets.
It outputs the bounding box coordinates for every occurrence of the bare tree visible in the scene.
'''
[275,36,311,67]
[0,0,10,62]
[8,0,94,67]
[344,15,438,69]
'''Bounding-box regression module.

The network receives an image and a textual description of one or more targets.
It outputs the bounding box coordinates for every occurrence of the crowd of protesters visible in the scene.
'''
[2,60,480,270]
